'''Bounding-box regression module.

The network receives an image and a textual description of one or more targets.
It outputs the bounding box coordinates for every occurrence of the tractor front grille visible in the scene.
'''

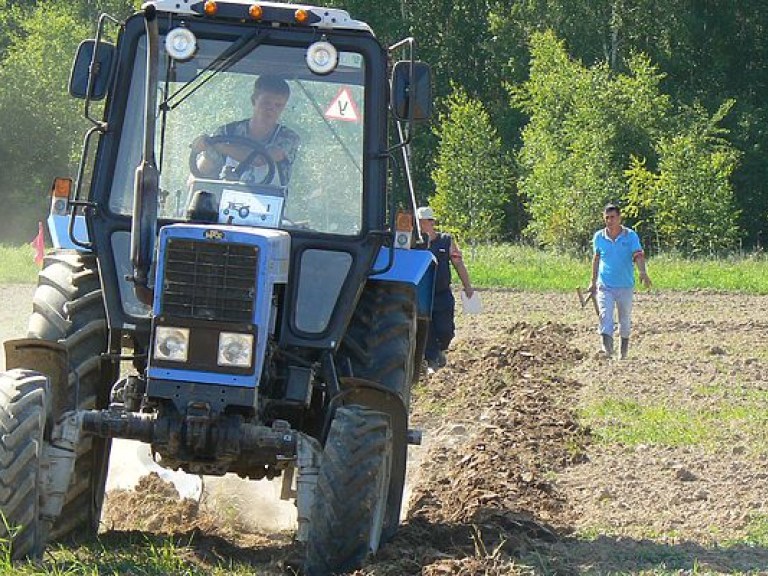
[161,239,259,323]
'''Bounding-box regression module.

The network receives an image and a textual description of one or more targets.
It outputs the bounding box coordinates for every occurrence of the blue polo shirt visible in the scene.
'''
[593,226,643,288]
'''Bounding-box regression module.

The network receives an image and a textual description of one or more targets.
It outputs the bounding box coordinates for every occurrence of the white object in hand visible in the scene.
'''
[461,290,482,314]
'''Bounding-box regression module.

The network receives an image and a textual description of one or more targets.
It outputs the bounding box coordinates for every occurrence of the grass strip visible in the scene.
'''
[3,242,768,293]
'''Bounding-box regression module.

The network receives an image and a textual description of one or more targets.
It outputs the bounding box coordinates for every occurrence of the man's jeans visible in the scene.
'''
[425,289,455,363]
[597,286,634,338]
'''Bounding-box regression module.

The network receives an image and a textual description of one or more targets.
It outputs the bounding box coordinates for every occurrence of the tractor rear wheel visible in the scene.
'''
[0,370,50,560]
[26,251,112,542]
[304,405,391,575]
[339,281,417,541]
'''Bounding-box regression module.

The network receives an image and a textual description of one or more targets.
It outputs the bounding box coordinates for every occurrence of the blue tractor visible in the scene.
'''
[0,2,434,573]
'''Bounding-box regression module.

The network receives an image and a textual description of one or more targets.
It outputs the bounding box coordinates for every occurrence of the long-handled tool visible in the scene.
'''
[577,287,600,317]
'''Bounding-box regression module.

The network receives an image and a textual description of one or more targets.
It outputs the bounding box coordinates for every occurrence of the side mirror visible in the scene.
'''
[391,61,433,122]
[69,39,116,100]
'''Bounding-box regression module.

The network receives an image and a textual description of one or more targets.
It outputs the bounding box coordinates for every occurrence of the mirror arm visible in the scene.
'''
[395,120,421,238]
[84,12,120,125]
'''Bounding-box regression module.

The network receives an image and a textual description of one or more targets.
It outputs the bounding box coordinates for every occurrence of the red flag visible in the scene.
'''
[30,221,45,267]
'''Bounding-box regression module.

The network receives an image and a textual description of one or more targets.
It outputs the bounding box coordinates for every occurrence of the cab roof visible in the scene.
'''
[148,0,372,32]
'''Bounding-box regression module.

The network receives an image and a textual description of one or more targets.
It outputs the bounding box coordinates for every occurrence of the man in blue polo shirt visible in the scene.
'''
[587,204,652,359]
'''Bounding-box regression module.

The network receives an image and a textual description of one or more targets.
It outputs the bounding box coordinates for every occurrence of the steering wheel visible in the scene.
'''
[189,134,277,185]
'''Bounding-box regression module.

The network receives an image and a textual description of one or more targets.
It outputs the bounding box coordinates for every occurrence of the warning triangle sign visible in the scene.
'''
[324,87,360,122]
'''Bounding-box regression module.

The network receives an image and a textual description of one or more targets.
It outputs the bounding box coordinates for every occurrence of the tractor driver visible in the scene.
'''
[191,75,301,187]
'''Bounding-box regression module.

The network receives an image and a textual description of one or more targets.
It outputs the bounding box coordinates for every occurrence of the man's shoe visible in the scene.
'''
[620,337,629,360]
[601,334,614,357]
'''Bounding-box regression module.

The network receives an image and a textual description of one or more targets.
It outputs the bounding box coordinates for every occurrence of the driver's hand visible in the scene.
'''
[190,135,211,154]
[266,144,286,163]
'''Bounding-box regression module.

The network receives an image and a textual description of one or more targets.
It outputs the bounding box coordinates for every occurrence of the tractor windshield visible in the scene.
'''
[109,34,366,235]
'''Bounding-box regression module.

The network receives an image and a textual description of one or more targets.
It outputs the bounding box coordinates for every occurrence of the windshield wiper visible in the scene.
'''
[160,30,270,111]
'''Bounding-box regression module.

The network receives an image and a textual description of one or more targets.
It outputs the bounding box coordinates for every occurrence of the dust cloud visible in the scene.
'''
[106,439,298,532]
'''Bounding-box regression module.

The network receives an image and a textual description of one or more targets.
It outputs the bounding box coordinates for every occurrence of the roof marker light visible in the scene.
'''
[204,1,218,16]
[249,4,263,19]
[52,177,72,199]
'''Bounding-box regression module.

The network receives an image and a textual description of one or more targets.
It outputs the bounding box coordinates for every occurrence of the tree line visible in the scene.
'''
[1,0,766,255]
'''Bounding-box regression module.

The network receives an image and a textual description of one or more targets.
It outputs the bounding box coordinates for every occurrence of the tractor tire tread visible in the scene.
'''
[305,406,390,575]
[25,253,111,543]
[0,370,49,560]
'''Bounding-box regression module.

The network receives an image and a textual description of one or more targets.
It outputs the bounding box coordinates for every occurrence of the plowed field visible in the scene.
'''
[2,285,768,574]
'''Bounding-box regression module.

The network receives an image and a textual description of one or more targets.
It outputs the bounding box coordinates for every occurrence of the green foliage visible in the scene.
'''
[0,4,93,242]
[511,31,654,248]
[430,85,514,245]
[625,100,741,254]
[0,0,764,250]
[0,1,137,243]
[487,1,768,250]
[512,30,739,255]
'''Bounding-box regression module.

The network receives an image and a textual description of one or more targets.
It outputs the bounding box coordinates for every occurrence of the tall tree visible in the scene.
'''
[0,1,140,242]
[490,0,768,247]
[511,31,664,248]
[431,85,514,246]
[512,29,738,253]
[625,101,741,254]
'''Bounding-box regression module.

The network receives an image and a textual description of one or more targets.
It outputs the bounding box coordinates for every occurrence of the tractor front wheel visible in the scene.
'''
[304,405,392,575]
[339,281,417,541]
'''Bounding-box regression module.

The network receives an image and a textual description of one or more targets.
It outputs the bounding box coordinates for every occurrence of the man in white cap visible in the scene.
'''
[416,206,474,374]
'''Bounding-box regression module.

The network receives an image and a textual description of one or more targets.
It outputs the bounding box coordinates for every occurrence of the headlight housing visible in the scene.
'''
[306,40,337,75]
[165,27,197,61]
[154,327,190,362]
[217,332,254,368]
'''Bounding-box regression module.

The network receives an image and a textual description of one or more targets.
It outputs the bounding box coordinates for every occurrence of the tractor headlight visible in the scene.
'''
[165,27,197,61]
[306,41,337,75]
[217,332,254,368]
[154,327,190,362]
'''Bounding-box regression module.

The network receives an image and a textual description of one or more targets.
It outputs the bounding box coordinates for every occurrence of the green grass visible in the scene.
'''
[647,251,768,293]
[0,534,273,575]
[740,514,768,548]
[464,244,768,293]
[0,245,41,284]
[465,244,590,290]
[580,397,768,450]
[580,399,709,446]
[4,241,768,292]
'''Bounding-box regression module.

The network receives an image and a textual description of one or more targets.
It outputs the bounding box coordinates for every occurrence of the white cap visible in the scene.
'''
[416,206,435,220]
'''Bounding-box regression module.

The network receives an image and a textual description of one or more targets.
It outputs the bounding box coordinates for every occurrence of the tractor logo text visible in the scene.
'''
[204,229,225,241]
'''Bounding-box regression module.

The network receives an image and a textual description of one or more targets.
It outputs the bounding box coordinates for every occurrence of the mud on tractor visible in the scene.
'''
[0,2,435,573]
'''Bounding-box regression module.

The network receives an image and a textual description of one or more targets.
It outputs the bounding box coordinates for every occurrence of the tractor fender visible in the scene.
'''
[329,377,408,448]
[4,339,69,417]
[47,213,90,251]
[369,247,435,320]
